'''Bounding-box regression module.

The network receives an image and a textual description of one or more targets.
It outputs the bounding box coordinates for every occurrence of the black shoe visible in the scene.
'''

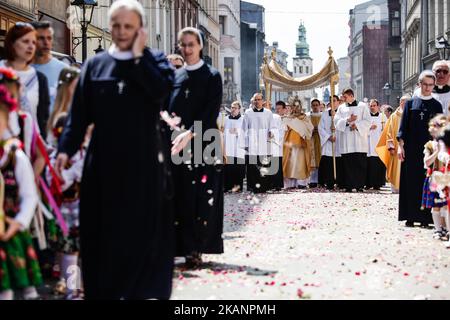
[185,252,203,269]
[405,221,415,227]
[356,188,364,193]
[420,222,430,228]
[297,185,307,189]
[309,183,318,188]
[345,189,352,193]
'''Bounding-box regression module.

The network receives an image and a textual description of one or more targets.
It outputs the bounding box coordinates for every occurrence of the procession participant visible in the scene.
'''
[223,101,245,192]
[334,88,371,192]
[366,99,386,190]
[318,95,342,190]
[398,70,443,228]
[0,84,41,300]
[282,97,313,189]
[383,105,394,119]
[56,0,175,299]
[47,114,90,300]
[432,60,450,114]
[308,99,322,188]
[269,101,285,191]
[31,21,68,113]
[376,95,410,193]
[421,115,448,239]
[168,27,224,268]
[46,67,80,148]
[0,23,50,138]
[166,54,184,70]
[241,93,274,193]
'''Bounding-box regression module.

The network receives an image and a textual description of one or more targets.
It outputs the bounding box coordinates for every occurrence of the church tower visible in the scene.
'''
[292,21,315,111]
[293,21,313,78]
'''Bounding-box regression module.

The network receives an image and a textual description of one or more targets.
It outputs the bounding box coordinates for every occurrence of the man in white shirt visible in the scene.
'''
[223,101,245,192]
[334,88,371,192]
[241,93,274,193]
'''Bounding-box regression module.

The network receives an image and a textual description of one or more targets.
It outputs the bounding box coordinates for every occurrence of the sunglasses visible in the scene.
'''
[435,69,449,75]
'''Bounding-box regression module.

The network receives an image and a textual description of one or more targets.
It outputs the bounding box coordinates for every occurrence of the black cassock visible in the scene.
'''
[58,49,175,300]
[397,97,443,224]
[168,63,224,256]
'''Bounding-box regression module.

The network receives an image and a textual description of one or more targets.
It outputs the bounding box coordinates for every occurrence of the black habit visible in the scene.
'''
[58,49,175,300]
[168,62,224,256]
[397,97,443,224]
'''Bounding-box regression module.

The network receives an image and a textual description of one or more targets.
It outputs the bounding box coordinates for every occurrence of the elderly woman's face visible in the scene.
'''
[110,9,142,51]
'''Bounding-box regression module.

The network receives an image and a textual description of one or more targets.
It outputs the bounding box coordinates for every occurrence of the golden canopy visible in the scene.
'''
[260,48,340,92]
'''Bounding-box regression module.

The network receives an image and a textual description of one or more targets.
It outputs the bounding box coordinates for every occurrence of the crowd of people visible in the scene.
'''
[222,90,393,194]
[0,0,450,302]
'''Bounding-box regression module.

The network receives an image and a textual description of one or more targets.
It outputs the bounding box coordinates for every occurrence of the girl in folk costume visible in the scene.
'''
[45,68,82,299]
[47,114,90,300]
[0,67,56,277]
[282,97,314,189]
[0,85,41,300]
[421,115,448,240]
[437,127,450,247]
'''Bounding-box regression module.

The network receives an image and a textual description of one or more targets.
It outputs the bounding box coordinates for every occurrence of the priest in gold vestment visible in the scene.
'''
[282,98,314,189]
[375,96,409,193]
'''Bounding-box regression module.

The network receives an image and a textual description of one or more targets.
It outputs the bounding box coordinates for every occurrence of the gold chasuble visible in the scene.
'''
[309,113,322,168]
[375,108,403,190]
[282,115,314,180]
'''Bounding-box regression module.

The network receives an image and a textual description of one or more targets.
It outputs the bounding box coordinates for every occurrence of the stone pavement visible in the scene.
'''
[172,187,450,300]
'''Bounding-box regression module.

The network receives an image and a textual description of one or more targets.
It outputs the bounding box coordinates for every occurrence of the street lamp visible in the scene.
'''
[383,82,392,105]
[71,0,98,62]
[436,36,450,60]
[94,38,104,55]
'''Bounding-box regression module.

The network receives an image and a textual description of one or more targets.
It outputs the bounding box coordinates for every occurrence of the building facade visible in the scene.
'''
[400,0,450,94]
[337,56,351,93]
[265,41,290,107]
[219,0,241,106]
[348,0,389,101]
[292,21,315,111]
[0,0,37,58]
[240,1,265,107]
[386,0,402,106]
[197,0,220,68]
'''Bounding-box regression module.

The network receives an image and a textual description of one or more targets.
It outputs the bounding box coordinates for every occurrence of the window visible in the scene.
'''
[392,18,400,37]
[392,61,401,90]
[306,66,309,74]
[219,15,226,35]
[224,57,234,83]
[438,0,444,36]
[300,66,303,73]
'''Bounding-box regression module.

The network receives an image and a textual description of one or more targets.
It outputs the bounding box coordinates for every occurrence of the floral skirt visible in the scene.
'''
[0,231,43,291]
[422,176,447,209]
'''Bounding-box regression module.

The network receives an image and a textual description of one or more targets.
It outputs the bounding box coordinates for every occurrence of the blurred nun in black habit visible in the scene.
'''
[56,0,175,300]
[168,27,224,268]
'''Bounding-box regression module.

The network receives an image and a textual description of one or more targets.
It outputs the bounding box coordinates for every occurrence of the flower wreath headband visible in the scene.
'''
[0,67,19,83]
[0,85,18,112]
